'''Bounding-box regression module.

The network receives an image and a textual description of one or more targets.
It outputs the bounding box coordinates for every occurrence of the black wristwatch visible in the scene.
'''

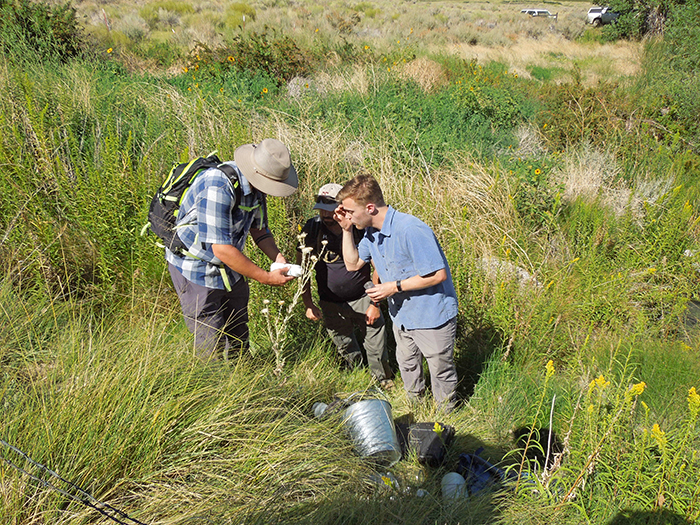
[370,300,380,308]
[396,280,403,292]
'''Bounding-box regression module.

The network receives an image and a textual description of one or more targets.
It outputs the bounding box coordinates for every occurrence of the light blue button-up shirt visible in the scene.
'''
[357,206,458,330]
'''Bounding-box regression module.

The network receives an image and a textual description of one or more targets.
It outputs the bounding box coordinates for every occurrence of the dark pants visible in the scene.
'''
[168,263,249,361]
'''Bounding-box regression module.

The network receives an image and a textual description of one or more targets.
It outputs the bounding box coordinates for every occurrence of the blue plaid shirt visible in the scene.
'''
[165,161,267,289]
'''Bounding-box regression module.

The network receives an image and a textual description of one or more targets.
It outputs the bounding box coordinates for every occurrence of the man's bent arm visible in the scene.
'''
[212,243,291,286]
[366,268,447,301]
[342,229,365,271]
[251,227,285,264]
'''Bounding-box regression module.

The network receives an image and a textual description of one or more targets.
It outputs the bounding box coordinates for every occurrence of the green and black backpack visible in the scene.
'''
[141,153,241,254]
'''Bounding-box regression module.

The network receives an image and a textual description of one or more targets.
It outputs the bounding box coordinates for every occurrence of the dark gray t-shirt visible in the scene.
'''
[300,217,370,303]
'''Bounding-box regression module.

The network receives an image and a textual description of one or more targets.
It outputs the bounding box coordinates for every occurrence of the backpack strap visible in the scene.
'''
[216,163,242,210]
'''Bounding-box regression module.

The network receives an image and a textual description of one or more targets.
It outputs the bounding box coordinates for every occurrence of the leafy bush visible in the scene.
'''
[0,0,85,62]
[188,29,311,87]
[506,156,563,231]
[664,0,700,72]
[537,70,632,151]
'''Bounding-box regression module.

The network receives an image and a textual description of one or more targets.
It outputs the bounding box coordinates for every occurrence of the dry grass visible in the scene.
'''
[555,143,674,219]
[74,0,644,85]
[396,57,449,92]
[451,34,643,85]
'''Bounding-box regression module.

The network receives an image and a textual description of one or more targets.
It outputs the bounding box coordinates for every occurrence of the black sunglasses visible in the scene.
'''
[315,196,338,205]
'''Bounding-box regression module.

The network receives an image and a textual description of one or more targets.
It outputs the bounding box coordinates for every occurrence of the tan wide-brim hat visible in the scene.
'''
[234,138,298,197]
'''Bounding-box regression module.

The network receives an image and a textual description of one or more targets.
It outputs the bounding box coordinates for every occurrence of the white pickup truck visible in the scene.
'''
[587,6,619,26]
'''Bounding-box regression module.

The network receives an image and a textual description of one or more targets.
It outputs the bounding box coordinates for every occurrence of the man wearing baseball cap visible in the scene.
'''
[296,183,393,389]
[166,138,298,360]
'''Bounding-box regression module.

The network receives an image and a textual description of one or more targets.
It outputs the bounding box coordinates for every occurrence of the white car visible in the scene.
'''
[587,6,619,25]
[521,8,558,18]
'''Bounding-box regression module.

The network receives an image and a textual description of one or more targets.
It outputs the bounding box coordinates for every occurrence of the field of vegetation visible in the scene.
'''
[1,0,700,523]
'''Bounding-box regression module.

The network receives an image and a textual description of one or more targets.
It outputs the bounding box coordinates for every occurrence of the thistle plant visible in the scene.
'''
[261,233,326,376]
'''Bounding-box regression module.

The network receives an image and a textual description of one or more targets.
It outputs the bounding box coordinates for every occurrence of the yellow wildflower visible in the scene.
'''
[434,422,443,436]
[262,87,268,94]
[688,387,700,419]
[629,382,647,397]
[589,374,610,392]
[107,47,113,54]
[651,423,666,448]
[534,168,542,175]
[228,56,235,63]
[546,360,555,378]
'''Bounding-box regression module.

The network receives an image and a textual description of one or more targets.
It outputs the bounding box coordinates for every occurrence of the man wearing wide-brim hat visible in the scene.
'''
[166,138,298,360]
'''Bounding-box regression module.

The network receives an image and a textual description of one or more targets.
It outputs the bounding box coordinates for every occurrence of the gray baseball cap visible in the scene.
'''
[312,183,343,212]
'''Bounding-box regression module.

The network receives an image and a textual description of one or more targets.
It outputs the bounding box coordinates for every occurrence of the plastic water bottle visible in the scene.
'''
[441,472,466,500]
[312,402,328,418]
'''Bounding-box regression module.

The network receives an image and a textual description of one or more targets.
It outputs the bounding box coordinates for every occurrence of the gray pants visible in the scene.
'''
[319,295,391,382]
[393,318,458,409]
[168,262,249,360]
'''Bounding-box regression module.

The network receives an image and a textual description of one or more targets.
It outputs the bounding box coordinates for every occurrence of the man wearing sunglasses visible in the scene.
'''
[296,183,393,389]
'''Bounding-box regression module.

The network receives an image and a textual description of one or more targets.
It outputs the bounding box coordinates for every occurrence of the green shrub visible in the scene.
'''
[136,40,182,68]
[139,0,195,30]
[187,29,311,87]
[506,156,563,231]
[0,0,85,63]
[665,0,700,72]
[228,2,256,21]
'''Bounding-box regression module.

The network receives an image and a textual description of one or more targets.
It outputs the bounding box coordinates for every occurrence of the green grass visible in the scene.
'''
[1,0,700,523]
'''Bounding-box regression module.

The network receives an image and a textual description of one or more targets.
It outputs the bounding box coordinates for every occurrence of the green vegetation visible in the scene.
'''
[1,0,699,524]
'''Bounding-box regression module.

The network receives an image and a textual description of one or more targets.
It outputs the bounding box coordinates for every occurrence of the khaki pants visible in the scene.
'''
[319,295,391,382]
[393,318,458,409]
